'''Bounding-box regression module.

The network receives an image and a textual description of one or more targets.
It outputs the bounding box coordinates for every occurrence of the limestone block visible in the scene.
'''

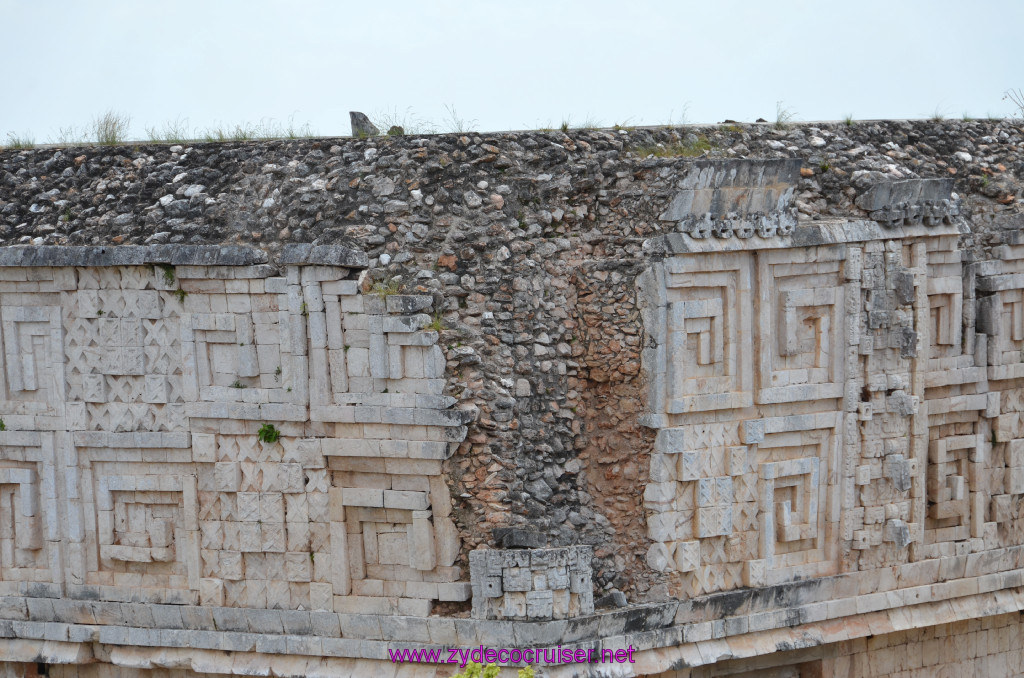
[199,578,224,606]
[526,590,554,619]
[884,454,912,492]
[655,428,686,454]
[408,515,436,571]
[503,567,532,592]
[673,540,700,573]
[646,542,672,572]
[433,516,459,567]
[647,512,678,542]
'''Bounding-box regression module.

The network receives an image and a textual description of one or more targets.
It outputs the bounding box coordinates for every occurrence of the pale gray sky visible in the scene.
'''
[2,0,1022,142]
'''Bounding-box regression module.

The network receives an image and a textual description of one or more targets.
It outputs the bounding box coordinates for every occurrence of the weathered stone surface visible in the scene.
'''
[658,158,801,238]
[469,546,594,620]
[493,527,546,549]
[348,111,379,138]
[0,118,1023,676]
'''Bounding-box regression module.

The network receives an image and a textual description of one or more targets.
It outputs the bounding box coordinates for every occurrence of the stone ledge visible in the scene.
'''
[279,243,369,268]
[647,218,963,255]
[0,244,371,269]
[0,245,269,267]
[1,560,1023,651]
[0,588,1020,677]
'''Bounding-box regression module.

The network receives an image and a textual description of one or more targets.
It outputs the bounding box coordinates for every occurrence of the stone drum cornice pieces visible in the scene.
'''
[658,158,802,239]
[855,177,960,228]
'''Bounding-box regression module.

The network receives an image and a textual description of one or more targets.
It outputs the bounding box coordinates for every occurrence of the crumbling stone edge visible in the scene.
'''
[0,244,368,270]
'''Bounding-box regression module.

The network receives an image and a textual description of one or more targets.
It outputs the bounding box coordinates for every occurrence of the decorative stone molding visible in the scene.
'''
[658,159,801,239]
[639,215,1022,600]
[855,178,960,228]
[0,247,471,618]
[469,546,594,620]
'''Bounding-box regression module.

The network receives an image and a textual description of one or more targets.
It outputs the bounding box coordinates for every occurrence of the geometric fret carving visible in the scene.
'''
[753,419,836,575]
[985,287,1024,381]
[0,432,58,588]
[926,433,983,542]
[0,465,43,562]
[81,455,200,597]
[664,254,753,413]
[757,250,845,404]
[0,306,64,408]
[0,251,474,620]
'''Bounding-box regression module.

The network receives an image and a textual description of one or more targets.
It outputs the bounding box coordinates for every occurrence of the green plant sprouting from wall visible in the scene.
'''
[775,101,796,129]
[257,423,281,444]
[93,110,131,146]
[447,663,534,678]
[633,134,713,158]
[371,279,403,297]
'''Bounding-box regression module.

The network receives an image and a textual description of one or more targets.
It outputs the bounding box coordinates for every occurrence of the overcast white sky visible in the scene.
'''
[2,0,1022,142]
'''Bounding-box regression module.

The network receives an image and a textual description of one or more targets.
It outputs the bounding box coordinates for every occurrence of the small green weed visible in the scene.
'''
[93,110,131,145]
[145,117,193,144]
[634,135,713,158]
[775,101,796,129]
[371,280,403,297]
[159,265,175,285]
[230,380,247,389]
[3,132,35,150]
[441,104,477,134]
[427,312,446,332]
[257,423,281,444]
[447,663,534,678]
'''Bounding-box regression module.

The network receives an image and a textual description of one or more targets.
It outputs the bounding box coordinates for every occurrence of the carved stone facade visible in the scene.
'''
[641,191,1024,609]
[468,546,594,620]
[2,122,1024,677]
[0,247,471,622]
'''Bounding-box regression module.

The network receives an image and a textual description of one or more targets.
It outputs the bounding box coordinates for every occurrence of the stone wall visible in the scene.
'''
[0,120,1023,676]
[3,120,1023,597]
[655,611,1024,677]
[0,245,473,620]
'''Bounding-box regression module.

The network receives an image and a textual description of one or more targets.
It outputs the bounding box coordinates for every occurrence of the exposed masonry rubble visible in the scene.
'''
[0,120,1021,677]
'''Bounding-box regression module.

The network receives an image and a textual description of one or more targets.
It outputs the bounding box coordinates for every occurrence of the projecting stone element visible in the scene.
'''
[884,519,912,548]
[469,546,594,620]
[278,243,369,268]
[0,245,268,267]
[349,111,379,138]
[492,527,547,549]
[855,178,959,227]
[658,158,801,239]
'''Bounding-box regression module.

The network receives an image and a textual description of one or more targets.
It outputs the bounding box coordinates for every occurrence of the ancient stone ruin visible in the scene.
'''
[0,118,1022,676]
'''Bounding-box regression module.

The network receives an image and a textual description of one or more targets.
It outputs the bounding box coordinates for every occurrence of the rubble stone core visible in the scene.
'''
[1,119,1024,676]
